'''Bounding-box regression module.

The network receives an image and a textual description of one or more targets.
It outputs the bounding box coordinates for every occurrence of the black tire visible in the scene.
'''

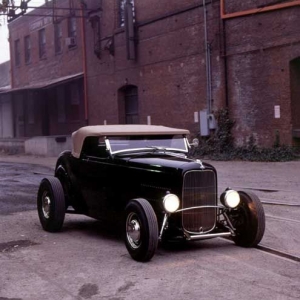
[37,177,66,232]
[55,164,71,205]
[124,198,158,262]
[230,191,265,247]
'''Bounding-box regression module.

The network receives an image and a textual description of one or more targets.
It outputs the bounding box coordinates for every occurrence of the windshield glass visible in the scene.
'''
[108,135,188,154]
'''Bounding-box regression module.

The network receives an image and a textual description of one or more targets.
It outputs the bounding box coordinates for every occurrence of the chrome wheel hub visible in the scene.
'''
[126,213,141,249]
[42,192,51,219]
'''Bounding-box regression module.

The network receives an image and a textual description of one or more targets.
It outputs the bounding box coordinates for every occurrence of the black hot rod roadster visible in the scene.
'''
[37,125,265,261]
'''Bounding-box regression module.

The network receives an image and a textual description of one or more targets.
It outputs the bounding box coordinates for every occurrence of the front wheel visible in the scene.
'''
[37,177,66,232]
[124,199,158,262]
[230,191,265,247]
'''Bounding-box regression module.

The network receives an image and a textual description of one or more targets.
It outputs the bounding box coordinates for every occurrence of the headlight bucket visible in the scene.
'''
[220,189,240,208]
[163,194,180,213]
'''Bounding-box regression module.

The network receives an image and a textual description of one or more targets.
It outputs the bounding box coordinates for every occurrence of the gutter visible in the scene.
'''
[220,0,300,19]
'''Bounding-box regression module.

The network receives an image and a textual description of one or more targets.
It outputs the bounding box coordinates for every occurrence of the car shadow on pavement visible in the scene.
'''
[60,216,235,257]
[61,217,124,243]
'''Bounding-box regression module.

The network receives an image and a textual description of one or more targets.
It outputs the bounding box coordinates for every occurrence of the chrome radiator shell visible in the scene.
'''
[182,170,217,234]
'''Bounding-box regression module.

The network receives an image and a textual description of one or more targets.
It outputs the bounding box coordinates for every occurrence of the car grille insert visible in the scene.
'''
[182,170,217,233]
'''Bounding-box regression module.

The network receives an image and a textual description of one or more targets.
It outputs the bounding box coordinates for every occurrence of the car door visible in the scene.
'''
[74,137,111,220]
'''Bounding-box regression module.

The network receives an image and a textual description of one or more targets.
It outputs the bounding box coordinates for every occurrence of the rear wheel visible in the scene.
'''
[125,198,158,262]
[230,191,265,247]
[37,177,65,232]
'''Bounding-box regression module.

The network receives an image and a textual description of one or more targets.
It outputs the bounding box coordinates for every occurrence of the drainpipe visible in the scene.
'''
[222,19,229,108]
[80,2,89,125]
[203,0,212,114]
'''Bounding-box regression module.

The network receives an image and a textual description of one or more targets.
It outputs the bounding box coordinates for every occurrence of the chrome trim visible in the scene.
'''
[42,192,51,219]
[159,214,169,241]
[111,147,188,155]
[223,211,236,234]
[126,212,141,249]
[185,232,232,241]
[175,205,222,213]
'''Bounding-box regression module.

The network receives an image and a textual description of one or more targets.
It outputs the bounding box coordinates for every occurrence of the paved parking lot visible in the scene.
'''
[0,154,300,299]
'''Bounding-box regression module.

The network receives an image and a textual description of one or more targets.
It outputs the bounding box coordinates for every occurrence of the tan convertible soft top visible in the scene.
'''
[71,125,190,158]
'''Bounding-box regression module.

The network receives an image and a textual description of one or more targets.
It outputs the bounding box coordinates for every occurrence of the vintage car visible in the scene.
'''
[37,125,265,262]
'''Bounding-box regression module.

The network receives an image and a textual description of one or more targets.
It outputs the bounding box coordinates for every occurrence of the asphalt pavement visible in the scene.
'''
[0,153,300,299]
[1,153,300,256]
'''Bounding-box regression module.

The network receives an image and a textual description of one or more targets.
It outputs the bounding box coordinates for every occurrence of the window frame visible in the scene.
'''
[14,39,21,67]
[67,17,77,48]
[54,22,63,54]
[24,35,31,64]
[38,28,46,59]
[118,0,135,28]
[124,86,139,124]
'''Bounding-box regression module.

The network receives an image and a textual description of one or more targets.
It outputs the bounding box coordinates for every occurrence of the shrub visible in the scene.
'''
[193,109,296,162]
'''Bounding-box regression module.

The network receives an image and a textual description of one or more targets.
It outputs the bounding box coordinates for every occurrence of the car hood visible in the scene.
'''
[117,153,212,174]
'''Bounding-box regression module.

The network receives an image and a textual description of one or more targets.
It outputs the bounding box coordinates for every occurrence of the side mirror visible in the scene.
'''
[190,138,199,147]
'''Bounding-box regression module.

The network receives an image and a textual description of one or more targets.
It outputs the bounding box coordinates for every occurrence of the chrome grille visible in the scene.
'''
[182,170,217,233]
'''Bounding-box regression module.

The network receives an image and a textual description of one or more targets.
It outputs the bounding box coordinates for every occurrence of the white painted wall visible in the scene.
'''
[0,94,14,138]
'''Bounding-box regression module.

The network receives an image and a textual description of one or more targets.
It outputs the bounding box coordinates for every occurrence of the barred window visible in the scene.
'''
[124,86,139,124]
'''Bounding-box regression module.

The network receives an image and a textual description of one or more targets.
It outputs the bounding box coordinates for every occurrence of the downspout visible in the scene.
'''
[80,3,89,125]
[222,19,229,108]
[203,0,212,114]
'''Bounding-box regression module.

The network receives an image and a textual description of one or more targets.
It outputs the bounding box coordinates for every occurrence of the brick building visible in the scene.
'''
[83,0,300,147]
[7,0,86,138]
[4,0,300,148]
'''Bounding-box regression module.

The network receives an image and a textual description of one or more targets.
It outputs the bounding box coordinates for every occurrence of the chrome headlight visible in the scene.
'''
[163,194,180,213]
[220,189,240,208]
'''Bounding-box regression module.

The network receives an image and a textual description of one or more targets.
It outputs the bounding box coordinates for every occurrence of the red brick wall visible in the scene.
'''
[85,0,224,136]
[225,3,300,146]
[9,0,300,146]
[9,0,83,87]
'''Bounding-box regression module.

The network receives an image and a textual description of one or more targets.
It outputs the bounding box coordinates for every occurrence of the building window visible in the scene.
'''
[38,28,46,59]
[14,39,21,66]
[119,0,135,27]
[24,35,31,64]
[54,22,62,54]
[67,17,77,48]
[124,86,138,124]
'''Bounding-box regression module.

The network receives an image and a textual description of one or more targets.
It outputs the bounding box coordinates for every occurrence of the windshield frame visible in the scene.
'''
[105,134,189,155]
